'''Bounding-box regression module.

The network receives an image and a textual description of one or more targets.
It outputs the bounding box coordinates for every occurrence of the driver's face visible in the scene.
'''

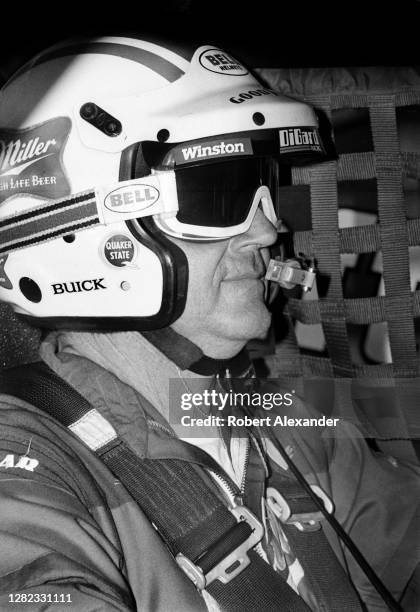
[170,208,277,359]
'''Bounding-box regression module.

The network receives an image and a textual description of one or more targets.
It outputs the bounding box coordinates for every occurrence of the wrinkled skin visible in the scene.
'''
[171,208,277,359]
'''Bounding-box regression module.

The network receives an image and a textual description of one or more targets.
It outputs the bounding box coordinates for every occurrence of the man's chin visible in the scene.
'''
[236,306,272,342]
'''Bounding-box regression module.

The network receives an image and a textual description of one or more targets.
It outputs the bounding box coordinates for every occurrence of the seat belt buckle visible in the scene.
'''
[266,485,333,532]
[176,505,264,591]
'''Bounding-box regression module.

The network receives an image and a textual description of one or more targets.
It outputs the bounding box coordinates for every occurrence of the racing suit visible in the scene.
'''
[0,330,418,611]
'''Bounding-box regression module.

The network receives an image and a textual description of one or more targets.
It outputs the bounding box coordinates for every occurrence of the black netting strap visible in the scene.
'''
[288,293,420,327]
[370,102,418,376]
[337,152,376,181]
[340,225,381,254]
[310,161,353,377]
[402,151,420,179]
[291,220,420,260]
[291,152,375,185]
[408,219,420,244]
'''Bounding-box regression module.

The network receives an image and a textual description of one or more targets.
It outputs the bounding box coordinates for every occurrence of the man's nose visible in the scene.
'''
[233,208,278,249]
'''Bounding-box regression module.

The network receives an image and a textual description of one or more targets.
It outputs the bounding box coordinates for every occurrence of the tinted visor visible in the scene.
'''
[138,128,327,231]
[174,157,278,228]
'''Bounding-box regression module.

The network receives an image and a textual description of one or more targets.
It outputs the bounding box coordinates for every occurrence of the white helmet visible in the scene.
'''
[0,36,326,331]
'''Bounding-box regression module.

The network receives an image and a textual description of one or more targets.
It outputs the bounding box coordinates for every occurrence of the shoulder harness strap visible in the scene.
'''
[0,362,388,611]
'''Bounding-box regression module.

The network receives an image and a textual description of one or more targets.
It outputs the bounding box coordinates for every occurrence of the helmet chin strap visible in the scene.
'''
[140,328,253,377]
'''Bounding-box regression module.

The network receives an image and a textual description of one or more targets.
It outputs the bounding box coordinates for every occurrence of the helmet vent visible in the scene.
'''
[253,112,265,126]
[19,277,42,303]
[63,234,76,243]
[80,102,122,137]
[157,129,170,143]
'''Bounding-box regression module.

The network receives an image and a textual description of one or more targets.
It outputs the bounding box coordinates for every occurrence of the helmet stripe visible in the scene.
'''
[0,192,95,230]
[0,195,99,254]
[12,42,185,86]
[0,217,99,254]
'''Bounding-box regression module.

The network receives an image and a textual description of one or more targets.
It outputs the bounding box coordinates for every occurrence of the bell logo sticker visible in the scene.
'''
[0,117,71,204]
[199,49,249,76]
[104,184,160,214]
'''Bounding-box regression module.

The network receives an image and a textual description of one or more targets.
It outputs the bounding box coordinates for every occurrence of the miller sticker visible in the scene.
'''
[278,127,324,154]
[0,117,71,204]
[174,138,253,165]
[199,49,249,76]
[104,184,160,214]
[103,234,136,268]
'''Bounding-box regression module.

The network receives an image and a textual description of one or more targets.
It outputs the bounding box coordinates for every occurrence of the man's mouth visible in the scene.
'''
[227,273,264,281]
[224,253,267,282]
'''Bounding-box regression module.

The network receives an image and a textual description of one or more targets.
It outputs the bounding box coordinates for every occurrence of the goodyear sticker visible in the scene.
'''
[199,49,248,76]
[103,234,136,268]
[0,117,72,204]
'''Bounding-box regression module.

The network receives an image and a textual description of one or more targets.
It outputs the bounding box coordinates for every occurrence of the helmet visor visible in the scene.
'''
[175,157,277,227]
[139,128,325,240]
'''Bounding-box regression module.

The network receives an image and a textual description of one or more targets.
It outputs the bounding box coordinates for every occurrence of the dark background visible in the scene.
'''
[1,0,420,76]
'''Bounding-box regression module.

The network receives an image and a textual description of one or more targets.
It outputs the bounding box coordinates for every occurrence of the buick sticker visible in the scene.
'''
[51,278,107,295]
[174,138,253,165]
[103,234,136,268]
[279,127,324,154]
[199,49,249,76]
[0,117,71,204]
[104,184,160,213]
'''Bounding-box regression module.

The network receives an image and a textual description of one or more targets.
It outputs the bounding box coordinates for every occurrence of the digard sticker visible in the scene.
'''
[174,138,253,165]
[104,184,160,214]
[278,127,324,154]
[199,49,249,76]
[0,117,72,204]
[103,234,136,268]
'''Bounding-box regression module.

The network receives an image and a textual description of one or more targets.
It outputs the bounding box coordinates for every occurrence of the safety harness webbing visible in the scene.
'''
[259,67,420,463]
[0,361,374,611]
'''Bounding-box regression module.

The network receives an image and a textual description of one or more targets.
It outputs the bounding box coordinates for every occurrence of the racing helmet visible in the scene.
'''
[0,36,327,331]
